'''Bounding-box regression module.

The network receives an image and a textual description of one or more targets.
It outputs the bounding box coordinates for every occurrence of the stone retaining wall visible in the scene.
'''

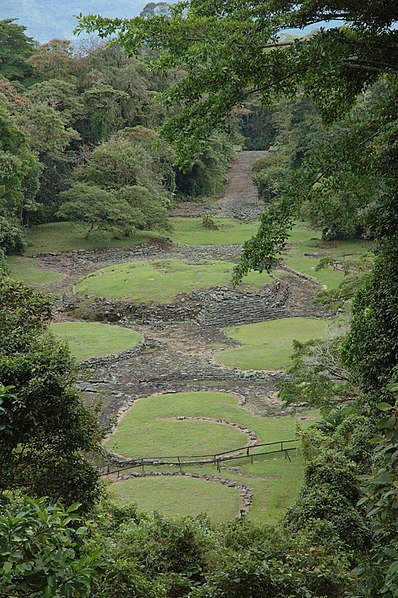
[66,281,292,328]
[80,339,149,369]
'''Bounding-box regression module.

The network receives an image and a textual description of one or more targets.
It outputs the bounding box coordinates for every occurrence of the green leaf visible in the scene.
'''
[377,402,394,412]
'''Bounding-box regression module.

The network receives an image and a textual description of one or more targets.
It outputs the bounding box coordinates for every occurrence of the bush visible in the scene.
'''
[0,494,97,598]
[0,216,26,254]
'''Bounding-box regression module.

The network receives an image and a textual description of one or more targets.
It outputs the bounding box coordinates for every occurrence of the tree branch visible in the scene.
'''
[342,62,398,74]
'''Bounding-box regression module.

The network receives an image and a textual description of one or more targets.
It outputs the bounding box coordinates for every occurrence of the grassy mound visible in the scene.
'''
[51,322,141,361]
[22,220,372,294]
[106,391,315,523]
[111,476,241,523]
[215,317,333,370]
[106,391,303,458]
[75,259,275,303]
[7,256,64,285]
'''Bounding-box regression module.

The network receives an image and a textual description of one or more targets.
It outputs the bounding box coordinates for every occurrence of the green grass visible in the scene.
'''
[110,476,240,523]
[170,217,260,245]
[106,391,316,523]
[51,322,141,361]
[75,259,275,303]
[215,317,333,370]
[24,221,159,255]
[283,223,373,289]
[6,256,64,285]
[106,391,307,457]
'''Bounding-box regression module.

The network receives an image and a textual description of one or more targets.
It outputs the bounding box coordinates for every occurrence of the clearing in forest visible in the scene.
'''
[10,152,372,525]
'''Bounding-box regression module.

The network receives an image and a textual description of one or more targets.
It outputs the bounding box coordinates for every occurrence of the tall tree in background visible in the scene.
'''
[0,20,36,83]
[140,2,172,19]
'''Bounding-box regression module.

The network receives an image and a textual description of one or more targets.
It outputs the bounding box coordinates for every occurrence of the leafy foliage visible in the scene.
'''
[278,337,355,410]
[357,391,398,596]
[0,20,35,83]
[58,130,172,236]
[0,494,97,598]
[0,277,102,510]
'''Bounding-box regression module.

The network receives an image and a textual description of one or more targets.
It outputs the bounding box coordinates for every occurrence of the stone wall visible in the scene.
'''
[65,281,292,328]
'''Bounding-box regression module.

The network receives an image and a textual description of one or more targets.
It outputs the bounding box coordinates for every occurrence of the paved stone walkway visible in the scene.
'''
[215,150,268,220]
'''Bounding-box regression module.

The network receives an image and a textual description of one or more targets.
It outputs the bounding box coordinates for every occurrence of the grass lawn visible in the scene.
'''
[23,218,260,253]
[106,391,316,523]
[170,217,260,245]
[283,223,373,289]
[24,221,159,255]
[105,391,308,457]
[51,322,141,361]
[75,259,275,303]
[215,317,334,370]
[6,256,64,285]
[110,476,240,523]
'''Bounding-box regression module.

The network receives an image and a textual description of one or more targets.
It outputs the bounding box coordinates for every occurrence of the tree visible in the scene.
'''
[81,84,130,144]
[27,39,79,81]
[19,103,80,154]
[78,1,398,165]
[357,391,398,596]
[27,79,85,127]
[240,104,276,151]
[175,132,236,197]
[0,277,102,511]
[58,182,159,236]
[78,133,171,199]
[0,101,41,231]
[16,102,80,223]
[0,20,36,83]
[140,2,172,19]
[58,129,172,236]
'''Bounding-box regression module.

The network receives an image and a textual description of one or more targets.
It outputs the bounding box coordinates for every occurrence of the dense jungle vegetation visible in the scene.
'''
[1,0,398,596]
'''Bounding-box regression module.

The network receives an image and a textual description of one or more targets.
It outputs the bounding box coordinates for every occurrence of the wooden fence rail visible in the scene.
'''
[98,439,299,477]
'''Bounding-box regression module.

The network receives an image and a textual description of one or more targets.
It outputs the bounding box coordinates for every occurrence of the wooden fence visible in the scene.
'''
[99,438,299,478]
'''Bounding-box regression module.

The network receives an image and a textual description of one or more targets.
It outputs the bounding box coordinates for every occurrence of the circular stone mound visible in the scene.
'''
[51,321,141,361]
[215,317,334,370]
[105,391,252,458]
[74,259,273,304]
[110,475,241,522]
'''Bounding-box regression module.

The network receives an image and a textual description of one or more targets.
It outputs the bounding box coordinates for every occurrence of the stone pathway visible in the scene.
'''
[215,150,268,220]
